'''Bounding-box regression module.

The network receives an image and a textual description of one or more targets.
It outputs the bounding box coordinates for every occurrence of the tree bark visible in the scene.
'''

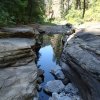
[27,0,33,23]
[82,0,86,18]
[75,0,81,9]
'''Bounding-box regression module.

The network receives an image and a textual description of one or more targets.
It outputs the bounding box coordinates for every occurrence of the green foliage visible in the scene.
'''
[31,0,45,22]
[0,10,14,26]
[85,0,100,22]
[0,0,45,26]
[65,8,84,24]
[65,0,100,24]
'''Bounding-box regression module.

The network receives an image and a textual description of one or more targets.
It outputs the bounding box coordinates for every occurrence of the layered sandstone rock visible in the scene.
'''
[0,27,39,100]
[61,23,100,100]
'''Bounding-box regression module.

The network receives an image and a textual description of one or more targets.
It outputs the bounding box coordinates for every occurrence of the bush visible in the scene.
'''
[65,0,100,25]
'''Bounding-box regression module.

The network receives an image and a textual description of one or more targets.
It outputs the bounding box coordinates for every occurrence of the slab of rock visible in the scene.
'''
[37,68,44,77]
[49,83,82,100]
[0,61,37,100]
[63,30,100,78]
[49,92,72,100]
[64,83,79,94]
[0,26,39,100]
[0,38,36,68]
[51,67,65,80]
[38,24,74,34]
[49,92,82,100]
[0,26,39,38]
[0,38,36,51]
[44,80,65,94]
[61,24,100,100]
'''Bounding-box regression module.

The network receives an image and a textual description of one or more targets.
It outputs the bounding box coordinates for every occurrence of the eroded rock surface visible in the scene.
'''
[0,26,39,38]
[0,27,39,100]
[0,62,37,100]
[44,80,65,94]
[34,23,75,34]
[61,23,100,100]
[51,67,65,80]
[49,83,82,100]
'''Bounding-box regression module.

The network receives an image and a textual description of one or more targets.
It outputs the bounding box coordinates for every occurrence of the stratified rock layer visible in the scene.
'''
[61,23,100,100]
[0,27,39,100]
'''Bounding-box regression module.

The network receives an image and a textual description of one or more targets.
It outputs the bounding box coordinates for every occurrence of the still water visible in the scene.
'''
[37,45,60,100]
[36,34,63,100]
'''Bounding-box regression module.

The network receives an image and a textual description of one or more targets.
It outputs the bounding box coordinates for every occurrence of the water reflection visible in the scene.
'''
[35,34,63,100]
[50,34,63,64]
[37,34,63,64]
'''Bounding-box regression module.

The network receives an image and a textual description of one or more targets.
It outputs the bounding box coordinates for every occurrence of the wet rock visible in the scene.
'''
[49,92,82,100]
[62,77,70,85]
[44,80,65,94]
[37,68,44,77]
[37,77,43,84]
[49,92,72,100]
[62,35,69,45]
[51,67,70,84]
[49,83,82,100]
[64,83,79,94]
[37,84,42,92]
[33,91,39,100]
[51,67,65,80]
[37,69,44,84]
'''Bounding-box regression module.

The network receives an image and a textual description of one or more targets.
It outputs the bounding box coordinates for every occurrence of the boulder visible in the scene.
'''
[62,77,70,85]
[51,67,65,80]
[49,92,82,100]
[44,80,65,94]
[49,83,82,100]
[49,93,72,100]
[64,83,78,95]
[37,68,44,77]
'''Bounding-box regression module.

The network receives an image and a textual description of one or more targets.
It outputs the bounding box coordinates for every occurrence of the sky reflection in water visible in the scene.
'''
[37,45,60,100]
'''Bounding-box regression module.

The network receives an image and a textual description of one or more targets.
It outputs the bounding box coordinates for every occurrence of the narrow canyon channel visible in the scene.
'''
[0,23,100,100]
[35,34,63,100]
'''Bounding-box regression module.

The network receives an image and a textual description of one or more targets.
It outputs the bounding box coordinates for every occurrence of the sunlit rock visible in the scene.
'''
[44,80,65,94]
[0,26,39,38]
[49,83,82,100]
[61,23,100,100]
[0,27,39,100]
[49,92,72,100]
